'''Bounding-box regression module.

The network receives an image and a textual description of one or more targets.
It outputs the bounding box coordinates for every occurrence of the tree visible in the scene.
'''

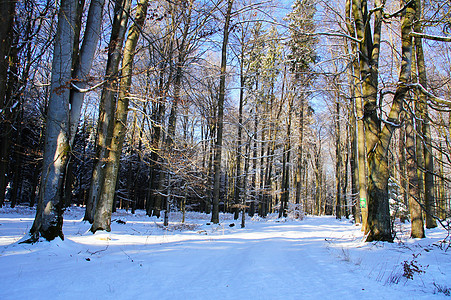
[211,0,233,224]
[28,0,77,241]
[0,0,17,207]
[405,109,425,238]
[91,0,149,232]
[285,0,317,215]
[413,0,436,229]
[85,0,132,223]
[351,0,420,242]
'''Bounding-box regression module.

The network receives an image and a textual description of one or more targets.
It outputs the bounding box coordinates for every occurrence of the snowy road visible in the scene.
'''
[0,207,449,299]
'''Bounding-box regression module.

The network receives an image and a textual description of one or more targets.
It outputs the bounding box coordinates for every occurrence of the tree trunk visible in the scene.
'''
[295,97,304,207]
[234,41,245,220]
[251,107,258,216]
[405,114,425,238]
[399,126,408,208]
[29,0,76,241]
[352,0,383,234]
[335,99,342,219]
[0,0,16,207]
[365,0,416,242]
[148,65,170,217]
[349,82,360,223]
[437,143,445,220]
[413,4,436,228]
[211,0,233,224]
[85,0,131,223]
[69,0,105,142]
[91,0,148,232]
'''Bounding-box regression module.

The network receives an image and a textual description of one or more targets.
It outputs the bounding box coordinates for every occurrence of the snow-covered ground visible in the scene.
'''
[0,206,450,299]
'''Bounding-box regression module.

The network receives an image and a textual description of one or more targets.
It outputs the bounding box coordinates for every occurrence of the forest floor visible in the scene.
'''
[0,206,450,299]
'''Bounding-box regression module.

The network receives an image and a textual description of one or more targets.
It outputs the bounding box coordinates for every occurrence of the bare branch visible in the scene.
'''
[410,32,451,42]
[407,83,451,107]
[71,80,106,93]
[383,0,414,19]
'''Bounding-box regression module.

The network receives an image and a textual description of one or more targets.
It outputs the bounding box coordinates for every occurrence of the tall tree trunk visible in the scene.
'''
[85,0,131,223]
[437,143,445,220]
[251,107,258,216]
[335,98,342,219]
[279,70,289,218]
[0,0,16,207]
[346,0,366,229]
[314,142,322,216]
[352,0,384,235]
[91,0,148,232]
[148,64,171,217]
[244,141,252,217]
[280,110,291,218]
[295,97,304,207]
[343,131,350,219]
[405,114,425,238]
[211,0,233,224]
[413,2,436,228]
[69,0,105,142]
[365,0,416,242]
[349,83,360,223]
[28,0,76,241]
[234,45,245,220]
[399,126,408,208]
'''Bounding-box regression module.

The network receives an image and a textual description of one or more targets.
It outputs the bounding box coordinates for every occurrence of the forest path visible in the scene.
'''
[0,209,445,299]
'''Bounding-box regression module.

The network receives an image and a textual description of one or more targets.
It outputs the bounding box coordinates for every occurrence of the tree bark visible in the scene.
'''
[405,114,425,238]
[28,0,76,241]
[0,0,16,207]
[234,42,245,220]
[346,0,366,229]
[85,0,132,223]
[413,2,436,228]
[211,0,233,224]
[295,97,304,207]
[69,0,105,142]
[365,0,416,242]
[91,0,148,232]
[335,98,342,219]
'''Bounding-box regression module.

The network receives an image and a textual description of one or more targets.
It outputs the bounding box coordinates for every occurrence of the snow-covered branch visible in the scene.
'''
[71,80,106,93]
[410,32,451,42]
[407,83,451,107]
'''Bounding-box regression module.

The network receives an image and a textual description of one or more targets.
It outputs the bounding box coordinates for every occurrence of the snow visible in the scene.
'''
[0,206,450,299]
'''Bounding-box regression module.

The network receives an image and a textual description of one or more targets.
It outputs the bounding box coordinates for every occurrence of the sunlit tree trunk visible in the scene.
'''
[365,0,415,242]
[335,98,342,219]
[346,0,366,229]
[295,97,305,207]
[91,0,148,232]
[352,0,416,242]
[399,127,408,207]
[211,0,233,224]
[437,143,445,219]
[348,66,360,223]
[85,0,131,223]
[234,41,245,220]
[413,0,436,228]
[405,112,425,238]
[251,107,258,216]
